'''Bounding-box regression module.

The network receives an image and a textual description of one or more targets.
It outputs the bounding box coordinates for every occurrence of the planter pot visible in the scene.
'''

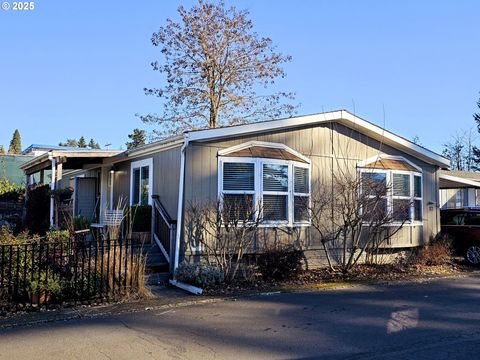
[29,291,50,305]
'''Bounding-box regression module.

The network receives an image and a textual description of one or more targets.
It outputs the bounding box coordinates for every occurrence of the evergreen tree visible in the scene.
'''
[59,139,79,147]
[77,136,87,148]
[7,129,22,154]
[126,129,146,150]
[88,138,101,149]
[0,145,4,155]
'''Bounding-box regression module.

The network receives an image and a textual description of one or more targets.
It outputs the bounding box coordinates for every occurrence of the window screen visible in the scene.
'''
[263,195,288,221]
[223,163,254,191]
[263,164,288,192]
[294,167,309,194]
[223,194,254,221]
[393,173,410,197]
[361,172,387,196]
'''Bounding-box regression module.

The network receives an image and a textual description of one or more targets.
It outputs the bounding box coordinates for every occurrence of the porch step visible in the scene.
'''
[143,244,170,273]
[146,272,170,286]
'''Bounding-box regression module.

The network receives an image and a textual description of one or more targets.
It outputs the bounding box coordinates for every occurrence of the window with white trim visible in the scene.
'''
[219,158,311,226]
[130,158,153,206]
[222,162,255,221]
[360,169,423,224]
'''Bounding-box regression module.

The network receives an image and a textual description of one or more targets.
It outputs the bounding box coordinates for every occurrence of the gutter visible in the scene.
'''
[173,134,190,277]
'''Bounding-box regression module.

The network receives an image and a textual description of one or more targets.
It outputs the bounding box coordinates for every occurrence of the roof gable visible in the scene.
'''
[185,110,449,168]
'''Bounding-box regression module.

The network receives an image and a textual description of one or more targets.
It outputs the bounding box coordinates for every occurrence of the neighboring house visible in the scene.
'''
[439,170,480,209]
[0,155,34,185]
[21,110,452,273]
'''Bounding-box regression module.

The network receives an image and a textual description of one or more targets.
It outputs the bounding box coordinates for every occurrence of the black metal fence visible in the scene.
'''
[0,238,145,308]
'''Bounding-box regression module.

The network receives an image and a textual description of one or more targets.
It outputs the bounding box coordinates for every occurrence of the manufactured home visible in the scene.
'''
[22,110,458,274]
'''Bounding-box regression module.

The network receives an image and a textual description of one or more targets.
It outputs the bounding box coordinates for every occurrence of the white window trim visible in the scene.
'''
[358,154,422,172]
[218,156,311,227]
[130,158,153,206]
[359,168,423,226]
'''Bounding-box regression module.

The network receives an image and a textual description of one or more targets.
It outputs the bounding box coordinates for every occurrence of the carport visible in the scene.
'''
[439,170,480,209]
[20,148,122,227]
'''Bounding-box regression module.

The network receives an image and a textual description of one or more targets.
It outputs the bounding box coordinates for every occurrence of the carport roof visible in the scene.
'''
[439,170,480,189]
[20,149,122,175]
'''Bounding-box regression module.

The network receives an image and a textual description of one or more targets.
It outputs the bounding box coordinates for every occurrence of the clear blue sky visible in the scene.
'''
[1,0,479,153]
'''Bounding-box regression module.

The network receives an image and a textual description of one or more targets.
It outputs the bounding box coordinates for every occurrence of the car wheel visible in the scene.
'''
[466,245,480,264]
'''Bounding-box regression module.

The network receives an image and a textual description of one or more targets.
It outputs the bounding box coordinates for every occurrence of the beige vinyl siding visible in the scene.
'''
[183,122,441,252]
[112,146,182,220]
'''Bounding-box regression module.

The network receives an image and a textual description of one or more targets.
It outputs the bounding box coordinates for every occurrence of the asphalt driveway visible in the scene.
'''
[1,275,479,359]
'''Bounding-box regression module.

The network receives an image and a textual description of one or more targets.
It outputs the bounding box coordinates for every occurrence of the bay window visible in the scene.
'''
[219,158,311,226]
[222,162,255,221]
[360,169,423,224]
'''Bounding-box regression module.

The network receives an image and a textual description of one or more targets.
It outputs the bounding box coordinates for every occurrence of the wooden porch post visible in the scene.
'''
[49,158,56,228]
[54,162,63,227]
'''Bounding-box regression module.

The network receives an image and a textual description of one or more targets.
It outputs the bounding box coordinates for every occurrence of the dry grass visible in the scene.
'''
[96,247,153,299]
[414,242,452,266]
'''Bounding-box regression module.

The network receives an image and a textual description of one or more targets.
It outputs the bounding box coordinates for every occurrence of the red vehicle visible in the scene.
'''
[440,208,480,264]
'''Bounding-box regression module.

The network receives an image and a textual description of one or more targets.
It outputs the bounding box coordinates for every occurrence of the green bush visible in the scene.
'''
[73,215,91,231]
[0,225,37,245]
[0,179,24,201]
[45,229,70,242]
[175,262,224,288]
[131,205,152,232]
[28,272,62,297]
[257,246,304,281]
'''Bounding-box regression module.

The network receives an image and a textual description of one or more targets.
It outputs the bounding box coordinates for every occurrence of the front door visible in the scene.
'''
[74,177,98,221]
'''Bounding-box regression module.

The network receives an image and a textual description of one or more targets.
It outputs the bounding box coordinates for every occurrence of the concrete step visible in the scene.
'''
[146,272,170,286]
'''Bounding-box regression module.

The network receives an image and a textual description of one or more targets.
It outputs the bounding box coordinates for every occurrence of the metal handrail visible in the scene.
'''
[152,195,176,228]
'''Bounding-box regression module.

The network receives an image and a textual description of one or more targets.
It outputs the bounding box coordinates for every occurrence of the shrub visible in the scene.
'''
[257,246,304,281]
[414,235,452,266]
[28,272,62,297]
[25,184,50,235]
[73,215,90,231]
[0,226,37,245]
[45,229,70,242]
[131,205,152,232]
[175,262,225,288]
[0,179,24,201]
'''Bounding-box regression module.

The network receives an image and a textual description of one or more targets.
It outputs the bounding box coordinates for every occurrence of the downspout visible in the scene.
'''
[48,152,56,229]
[173,134,189,276]
[170,134,203,295]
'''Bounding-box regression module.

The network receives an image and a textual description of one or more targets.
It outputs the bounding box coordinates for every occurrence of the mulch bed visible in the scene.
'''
[203,259,479,296]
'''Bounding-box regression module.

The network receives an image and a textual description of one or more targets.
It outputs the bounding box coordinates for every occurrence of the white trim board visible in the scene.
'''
[357,154,423,173]
[218,140,312,164]
[129,158,154,206]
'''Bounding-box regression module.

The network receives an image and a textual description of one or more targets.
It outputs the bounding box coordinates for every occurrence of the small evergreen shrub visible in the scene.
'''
[73,215,91,231]
[257,246,304,281]
[131,205,152,232]
[0,179,24,201]
[45,229,70,242]
[175,262,224,288]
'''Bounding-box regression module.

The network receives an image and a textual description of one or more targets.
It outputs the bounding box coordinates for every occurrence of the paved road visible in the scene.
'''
[1,276,480,359]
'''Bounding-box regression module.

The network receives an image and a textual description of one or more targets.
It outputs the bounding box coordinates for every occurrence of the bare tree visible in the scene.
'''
[442,129,477,171]
[309,163,411,274]
[185,195,262,281]
[140,0,295,137]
